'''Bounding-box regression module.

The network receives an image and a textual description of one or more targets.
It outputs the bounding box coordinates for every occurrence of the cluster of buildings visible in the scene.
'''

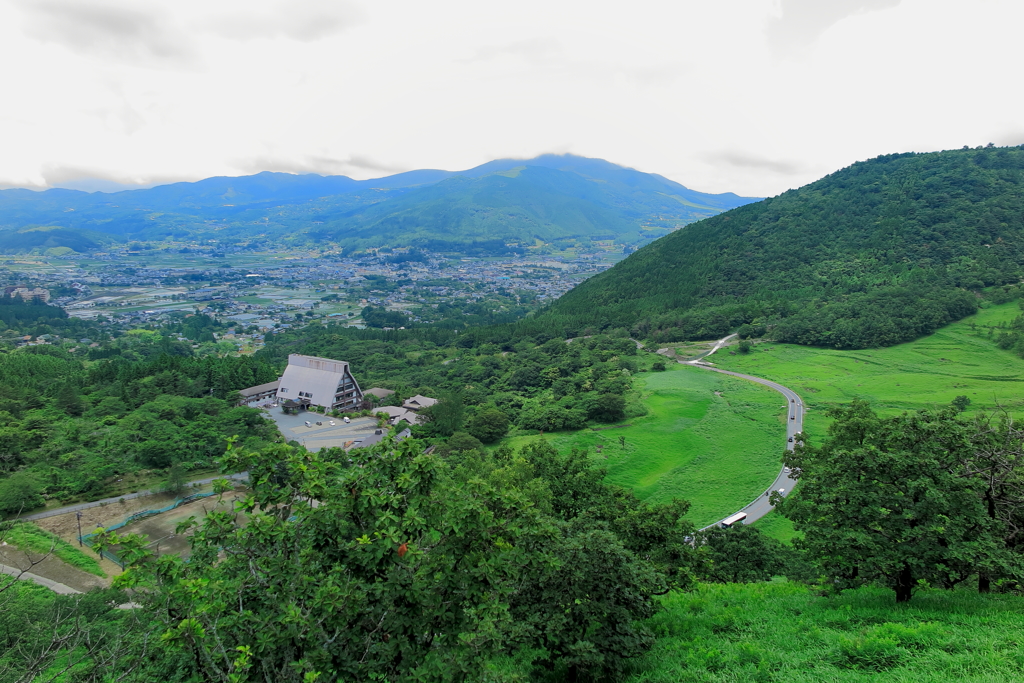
[5,286,51,302]
[239,354,438,427]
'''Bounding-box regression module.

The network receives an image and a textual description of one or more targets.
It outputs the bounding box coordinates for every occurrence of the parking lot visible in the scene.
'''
[262,409,381,451]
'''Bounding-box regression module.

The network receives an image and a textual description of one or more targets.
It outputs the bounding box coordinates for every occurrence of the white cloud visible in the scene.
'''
[16,0,198,68]
[0,0,1021,197]
[203,1,364,42]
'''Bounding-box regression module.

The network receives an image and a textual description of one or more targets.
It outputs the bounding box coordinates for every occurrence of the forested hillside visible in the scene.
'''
[0,155,756,253]
[549,145,1024,348]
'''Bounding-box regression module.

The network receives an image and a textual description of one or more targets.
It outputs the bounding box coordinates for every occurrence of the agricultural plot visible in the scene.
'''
[97,492,244,563]
[504,364,787,528]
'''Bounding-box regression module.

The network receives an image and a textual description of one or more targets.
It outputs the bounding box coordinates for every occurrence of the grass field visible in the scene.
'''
[625,582,1024,682]
[501,364,788,527]
[711,301,1024,439]
[4,522,106,577]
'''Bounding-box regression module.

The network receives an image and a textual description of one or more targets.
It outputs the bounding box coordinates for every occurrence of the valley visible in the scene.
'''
[6,147,1024,683]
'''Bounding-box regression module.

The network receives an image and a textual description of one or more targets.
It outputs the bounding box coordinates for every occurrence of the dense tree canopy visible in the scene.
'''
[548,145,1024,348]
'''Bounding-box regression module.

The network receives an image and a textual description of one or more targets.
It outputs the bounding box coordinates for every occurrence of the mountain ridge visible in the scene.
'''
[544,146,1024,348]
[0,155,759,253]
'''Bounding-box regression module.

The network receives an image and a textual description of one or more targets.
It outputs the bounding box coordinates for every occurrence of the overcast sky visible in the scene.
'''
[1,0,1021,197]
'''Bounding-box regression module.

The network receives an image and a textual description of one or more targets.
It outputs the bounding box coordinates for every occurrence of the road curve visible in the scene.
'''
[681,336,803,529]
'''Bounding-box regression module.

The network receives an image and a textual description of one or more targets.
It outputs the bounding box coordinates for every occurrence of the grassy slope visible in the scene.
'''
[4,522,106,578]
[710,301,1024,440]
[502,363,786,527]
[628,582,1024,682]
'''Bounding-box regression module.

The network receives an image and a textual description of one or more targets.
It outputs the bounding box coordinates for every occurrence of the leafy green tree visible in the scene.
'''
[55,384,84,416]
[163,464,188,498]
[651,360,666,371]
[0,472,44,516]
[104,439,552,682]
[438,431,484,455]
[694,524,786,583]
[588,393,626,423]
[422,390,464,437]
[952,395,972,412]
[778,401,1000,602]
[465,407,510,443]
[737,340,752,354]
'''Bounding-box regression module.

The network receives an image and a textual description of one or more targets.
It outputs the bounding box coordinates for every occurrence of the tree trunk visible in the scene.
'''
[895,565,914,603]
[979,573,991,593]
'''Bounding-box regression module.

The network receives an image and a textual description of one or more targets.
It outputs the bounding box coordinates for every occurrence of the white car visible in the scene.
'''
[329,420,336,426]
[304,421,311,427]
[344,416,351,423]
[777,488,786,494]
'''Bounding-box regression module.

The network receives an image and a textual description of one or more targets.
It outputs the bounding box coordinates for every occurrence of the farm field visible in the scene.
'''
[711,301,1024,439]
[106,493,242,561]
[502,364,787,528]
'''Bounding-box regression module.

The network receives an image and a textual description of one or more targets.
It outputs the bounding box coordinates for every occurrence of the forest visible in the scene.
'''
[547,145,1024,348]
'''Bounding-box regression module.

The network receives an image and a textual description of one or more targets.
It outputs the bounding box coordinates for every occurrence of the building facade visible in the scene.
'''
[240,354,364,411]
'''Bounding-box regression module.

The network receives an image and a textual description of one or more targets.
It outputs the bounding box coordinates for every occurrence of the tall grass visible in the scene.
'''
[2,522,107,578]
[627,582,1024,682]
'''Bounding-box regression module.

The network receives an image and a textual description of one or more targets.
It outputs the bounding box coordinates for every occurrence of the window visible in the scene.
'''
[279,388,288,394]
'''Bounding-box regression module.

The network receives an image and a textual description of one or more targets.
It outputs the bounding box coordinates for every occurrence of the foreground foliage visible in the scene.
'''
[99,438,698,682]
[629,582,1024,682]
[780,401,1024,602]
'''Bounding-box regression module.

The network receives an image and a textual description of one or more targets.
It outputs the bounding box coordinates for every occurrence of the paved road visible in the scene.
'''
[17,471,249,522]
[1,563,81,594]
[682,335,803,529]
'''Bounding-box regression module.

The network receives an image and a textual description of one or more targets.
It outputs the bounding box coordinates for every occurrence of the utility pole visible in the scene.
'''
[76,511,83,547]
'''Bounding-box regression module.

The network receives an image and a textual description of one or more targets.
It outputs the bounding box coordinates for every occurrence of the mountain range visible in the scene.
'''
[0,155,758,255]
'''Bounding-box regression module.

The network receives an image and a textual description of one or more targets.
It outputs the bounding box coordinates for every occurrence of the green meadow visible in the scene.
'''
[625,582,1024,682]
[502,364,788,527]
[712,301,1024,438]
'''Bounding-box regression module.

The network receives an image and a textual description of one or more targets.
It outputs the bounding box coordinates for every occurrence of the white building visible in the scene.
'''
[240,354,364,411]
[277,354,363,411]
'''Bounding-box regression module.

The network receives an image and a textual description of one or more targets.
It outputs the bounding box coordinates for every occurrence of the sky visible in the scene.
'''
[0,0,1021,197]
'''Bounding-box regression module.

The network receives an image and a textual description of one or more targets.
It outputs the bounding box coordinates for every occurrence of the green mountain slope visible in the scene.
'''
[315,156,756,251]
[548,146,1024,348]
[0,155,757,253]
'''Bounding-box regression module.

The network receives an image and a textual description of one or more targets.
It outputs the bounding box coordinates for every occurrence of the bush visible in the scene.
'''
[651,361,666,371]
[0,472,44,516]
[466,408,511,443]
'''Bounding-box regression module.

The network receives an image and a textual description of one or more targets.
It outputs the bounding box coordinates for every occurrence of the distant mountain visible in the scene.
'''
[0,155,758,254]
[545,146,1024,349]
[311,155,755,252]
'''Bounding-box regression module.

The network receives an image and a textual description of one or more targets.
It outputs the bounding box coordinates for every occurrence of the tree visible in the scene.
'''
[465,408,510,443]
[54,384,84,417]
[737,339,752,354]
[693,524,786,583]
[0,472,44,516]
[952,395,972,412]
[589,393,626,423]
[163,464,188,498]
[778,401,999,602]
[651,360,666,371]
[438,431,484,455]
[102,439,553,682]
[421,390,464,437]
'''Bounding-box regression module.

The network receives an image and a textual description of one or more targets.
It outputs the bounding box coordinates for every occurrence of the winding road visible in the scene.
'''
[680,334,804,529]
